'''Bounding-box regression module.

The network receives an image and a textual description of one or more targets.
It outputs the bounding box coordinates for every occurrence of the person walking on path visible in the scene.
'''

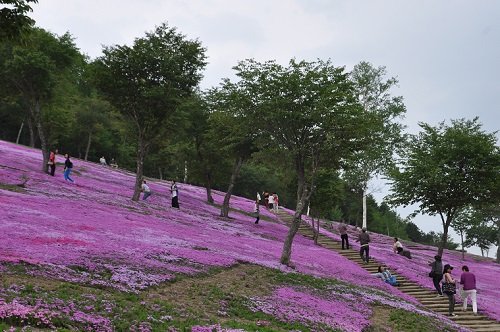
[338,221,349,250]
[171,180,179,208]
[356,227,370,263]
[263,191,269,207]
[141,180,151,200]
[254,200,260,224]
[273,193,279,213]
[100,156,107,166]
[268,193,275,211]
[48,149,58,176]
[460,265,478,315]
[442,264,457,317]
[429,255,444,296]
[63,154,74,183]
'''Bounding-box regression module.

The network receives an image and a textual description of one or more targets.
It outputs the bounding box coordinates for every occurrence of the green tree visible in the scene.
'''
[0,0,37,41]
[206,84,257,217]
[230,59,364,265]
[388,118,500,257]
[93,23,207,201]
[344,61,406,229]
[463,205,499,261]
[0,27,81,171]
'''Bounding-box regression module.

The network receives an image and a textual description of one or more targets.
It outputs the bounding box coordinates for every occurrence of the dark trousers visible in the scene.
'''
[255,216,259,224]
[446,292,455,315]
[341,234,349,249]
[49,164,56,176]
[433,274,443,295]
[360,245,369,263]
[172,196,179,208]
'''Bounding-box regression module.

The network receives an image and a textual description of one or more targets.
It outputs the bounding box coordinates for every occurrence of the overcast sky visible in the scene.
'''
[30,0,499,255]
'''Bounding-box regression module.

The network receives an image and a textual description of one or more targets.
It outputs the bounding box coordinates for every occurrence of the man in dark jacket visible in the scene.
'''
[429,255,444,296]
[356,227,370,263]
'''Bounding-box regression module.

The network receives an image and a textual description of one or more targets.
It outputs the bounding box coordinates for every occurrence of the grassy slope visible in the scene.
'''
[0,140,464,331]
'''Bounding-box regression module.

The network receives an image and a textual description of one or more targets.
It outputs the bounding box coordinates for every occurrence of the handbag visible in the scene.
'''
[442,282,456,294]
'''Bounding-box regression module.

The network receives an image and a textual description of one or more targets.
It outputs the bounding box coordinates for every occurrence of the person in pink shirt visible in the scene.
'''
[460,265,478,315]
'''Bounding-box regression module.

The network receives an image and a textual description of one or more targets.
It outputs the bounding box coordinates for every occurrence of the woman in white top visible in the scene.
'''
[393,237,403,254]
[268,193,275,210]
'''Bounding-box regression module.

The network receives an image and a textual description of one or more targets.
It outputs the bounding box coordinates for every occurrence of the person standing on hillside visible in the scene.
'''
[442,264,457,317]
[263,191,269,207]
[141,180,151,200]
[460,265,478,315]
[63,154,74,183]
[100,156,107,166]
[268,192,275,211]
[48,149,58,176]
[171,180,179,208]
[273,193,279,212]
[254,200,260,224]
[429,255,444,296]
[338,221,349,250]
[356,227,370,263]
[393,238,403,253]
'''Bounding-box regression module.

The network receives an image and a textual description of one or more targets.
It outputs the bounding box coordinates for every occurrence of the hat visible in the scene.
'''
[443,264,454,271]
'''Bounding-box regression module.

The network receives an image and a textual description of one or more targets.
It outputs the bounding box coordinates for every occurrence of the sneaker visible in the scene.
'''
[449,313,457,317]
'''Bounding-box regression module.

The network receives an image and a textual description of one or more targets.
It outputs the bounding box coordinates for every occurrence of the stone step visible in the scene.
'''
[472,327,500,332]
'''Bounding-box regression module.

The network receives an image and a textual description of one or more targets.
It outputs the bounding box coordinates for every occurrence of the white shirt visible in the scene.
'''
[171,183,178,197]
[100,157,107,165]
[142,183,150,193]
[393,241,403,252]
[268,195,275,204]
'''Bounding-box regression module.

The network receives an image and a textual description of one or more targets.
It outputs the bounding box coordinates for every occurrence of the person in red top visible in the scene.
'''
[460,265,477,314]
[48,149,58,176]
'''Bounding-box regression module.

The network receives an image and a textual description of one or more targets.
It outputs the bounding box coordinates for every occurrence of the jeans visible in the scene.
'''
[360,245,369,263]
[433,274,443,295]
[143,191,151,200]
[341,234,349,249]
[462,289,477,313]
[64,168,74,182]
[446,292,455,315]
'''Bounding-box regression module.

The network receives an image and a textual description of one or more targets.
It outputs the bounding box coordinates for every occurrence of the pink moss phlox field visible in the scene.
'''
[0,141,409,297]
[301,215,500,321]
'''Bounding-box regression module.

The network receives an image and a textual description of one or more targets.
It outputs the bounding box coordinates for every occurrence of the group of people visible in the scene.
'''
[47,149,75,183]
[141,179,179,208]
[99,156,118,168]
[253,191,280,224]
[336,222,371,264]
[429,256,478,317]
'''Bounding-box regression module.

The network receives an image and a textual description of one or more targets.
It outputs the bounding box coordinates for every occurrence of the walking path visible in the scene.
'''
[276,210,500,332]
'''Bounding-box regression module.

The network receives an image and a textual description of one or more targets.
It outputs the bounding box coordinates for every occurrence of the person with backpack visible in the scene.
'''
[429,255,444,296]
[63,154,74,183]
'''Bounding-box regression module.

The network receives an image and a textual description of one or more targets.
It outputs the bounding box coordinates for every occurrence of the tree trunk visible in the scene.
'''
[220,156,244,217]
[437,216,452,258]
[205,170,214,204]
[132,137,147,201]
[158,167,163,180]
[362,187,367,229]
[16,121,24,144]
[280,196,308,265]
[184,160,188,183]
[496,222,500,263]
[27,115,36,148]
[31,100,49,172]
[84,131,92,161]
[460,230,465,260]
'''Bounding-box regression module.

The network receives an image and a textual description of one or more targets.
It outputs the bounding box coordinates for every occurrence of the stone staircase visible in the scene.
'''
[276,210,500,332]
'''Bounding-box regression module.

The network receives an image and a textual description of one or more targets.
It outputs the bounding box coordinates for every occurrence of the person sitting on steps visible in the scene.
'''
[374,265,399,286]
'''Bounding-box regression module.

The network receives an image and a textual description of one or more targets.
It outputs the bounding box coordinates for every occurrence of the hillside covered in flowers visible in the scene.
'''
[0,140,496,331]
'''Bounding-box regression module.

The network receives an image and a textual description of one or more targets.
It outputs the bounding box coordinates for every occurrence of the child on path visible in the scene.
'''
[273,193,279,213]
[63,154,74,183]
[141,180,151,200]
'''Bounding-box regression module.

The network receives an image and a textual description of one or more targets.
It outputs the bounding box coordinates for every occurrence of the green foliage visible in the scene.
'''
[0,0,37,41]
[388,118,500,254]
